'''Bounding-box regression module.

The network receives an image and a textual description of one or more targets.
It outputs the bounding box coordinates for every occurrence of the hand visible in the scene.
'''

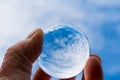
[0,28,103,80]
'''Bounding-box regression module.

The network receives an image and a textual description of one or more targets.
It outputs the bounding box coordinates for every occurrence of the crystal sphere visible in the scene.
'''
[38,24,90,79]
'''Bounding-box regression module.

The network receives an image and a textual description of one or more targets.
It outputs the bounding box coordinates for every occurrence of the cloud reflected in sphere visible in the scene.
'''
[38,24,90,79]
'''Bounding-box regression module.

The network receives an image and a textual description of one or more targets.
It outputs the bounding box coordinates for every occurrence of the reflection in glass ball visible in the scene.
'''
[38,24,90,79]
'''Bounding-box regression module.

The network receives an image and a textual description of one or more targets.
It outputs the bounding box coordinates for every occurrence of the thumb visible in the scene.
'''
[0,28,43,80]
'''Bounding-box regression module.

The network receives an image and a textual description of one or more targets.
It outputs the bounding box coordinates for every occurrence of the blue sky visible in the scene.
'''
[0,0,120,80]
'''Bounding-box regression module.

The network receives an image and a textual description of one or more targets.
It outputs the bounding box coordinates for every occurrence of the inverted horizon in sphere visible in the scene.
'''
[38,24,90,79]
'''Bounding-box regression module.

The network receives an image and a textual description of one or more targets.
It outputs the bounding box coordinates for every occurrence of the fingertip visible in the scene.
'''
[90,54,102,63]
[25,28,44,63]
[26,28,44,40]
[33,68,51,80]
[59,77,75,80]
[84,54,103,80]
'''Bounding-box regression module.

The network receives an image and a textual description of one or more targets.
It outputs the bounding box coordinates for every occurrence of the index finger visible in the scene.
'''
[82,54,103,80]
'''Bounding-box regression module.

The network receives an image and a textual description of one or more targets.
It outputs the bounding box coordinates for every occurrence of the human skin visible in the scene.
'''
[0,28,103,80]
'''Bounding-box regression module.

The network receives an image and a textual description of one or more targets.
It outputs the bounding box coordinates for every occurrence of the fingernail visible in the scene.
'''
[26,28,43,62]
[26,28,42,39]
[90,54,102,63]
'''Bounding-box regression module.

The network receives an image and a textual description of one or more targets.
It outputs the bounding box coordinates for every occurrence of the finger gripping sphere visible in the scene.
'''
[38,24,90,79]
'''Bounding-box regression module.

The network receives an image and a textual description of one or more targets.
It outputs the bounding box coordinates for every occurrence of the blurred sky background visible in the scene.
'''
[0,0,120,80]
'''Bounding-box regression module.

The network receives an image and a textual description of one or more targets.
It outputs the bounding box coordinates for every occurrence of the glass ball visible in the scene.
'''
[38,24,90,79]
